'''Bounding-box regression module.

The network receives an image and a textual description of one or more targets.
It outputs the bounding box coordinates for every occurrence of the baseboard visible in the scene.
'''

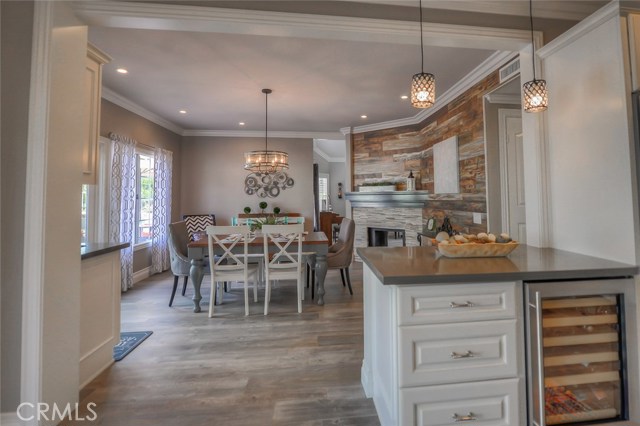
[133,266,151,284]
[1,412,20,426]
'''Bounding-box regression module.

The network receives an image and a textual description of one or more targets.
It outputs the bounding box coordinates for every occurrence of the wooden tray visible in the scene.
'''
[437,241,519,258]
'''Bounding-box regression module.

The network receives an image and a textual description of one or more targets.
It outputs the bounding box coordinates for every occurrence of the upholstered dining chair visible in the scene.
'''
[206,225,260,317]
[262,224,304,315]
[307,218,355,296]
[182,214,216,241]
[168,221,192,306]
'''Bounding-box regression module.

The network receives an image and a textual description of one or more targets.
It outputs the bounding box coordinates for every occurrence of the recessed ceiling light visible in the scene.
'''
[179,110,187,114]
[401,95,409,100]
[116,68,128,74]
[361,115,368,119]
[239,122,245,126]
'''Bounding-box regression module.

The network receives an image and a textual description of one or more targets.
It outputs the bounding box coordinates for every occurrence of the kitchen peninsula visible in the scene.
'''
[358,245,640,426]
[80,242,128,388]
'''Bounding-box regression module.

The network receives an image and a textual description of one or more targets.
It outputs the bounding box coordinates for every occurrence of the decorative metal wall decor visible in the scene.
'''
[245,171,294,198]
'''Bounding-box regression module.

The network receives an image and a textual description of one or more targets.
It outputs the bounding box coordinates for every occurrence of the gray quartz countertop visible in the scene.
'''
[81,242,129,260]
[357,245,638,285]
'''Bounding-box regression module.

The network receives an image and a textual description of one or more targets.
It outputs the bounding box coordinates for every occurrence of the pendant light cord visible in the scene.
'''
[529,0,536,79]
[264,90,268,152]
[419,0,424,73]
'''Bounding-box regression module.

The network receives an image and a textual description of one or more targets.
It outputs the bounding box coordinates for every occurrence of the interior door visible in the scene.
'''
[499,109,526,243]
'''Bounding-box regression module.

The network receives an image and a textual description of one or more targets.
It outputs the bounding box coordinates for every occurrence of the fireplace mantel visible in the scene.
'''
[345,191,430,208]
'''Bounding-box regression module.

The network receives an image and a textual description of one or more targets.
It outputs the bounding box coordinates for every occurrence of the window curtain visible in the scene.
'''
[108,132,137,292]
[151,148,173,273]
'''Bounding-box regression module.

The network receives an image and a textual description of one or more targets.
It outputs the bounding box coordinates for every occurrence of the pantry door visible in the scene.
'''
[499,108,526,243]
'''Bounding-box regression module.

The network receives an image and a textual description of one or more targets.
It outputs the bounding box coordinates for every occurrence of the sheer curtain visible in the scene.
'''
[108,132,137,292]
[151,148,173,273]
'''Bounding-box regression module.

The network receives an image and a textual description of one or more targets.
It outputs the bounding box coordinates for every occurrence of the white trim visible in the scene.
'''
[339,0,602,21]
[537,1,621,59]
[351,51,517,133]
[102,87,184,135]
[313,140,346,163]
[75,1,531,51]
[133,240,151,252]
[0,412,20,426]
[21,1,52,417]
[485,93,521,105]
[133,266,152,284]
[183,129,342,139]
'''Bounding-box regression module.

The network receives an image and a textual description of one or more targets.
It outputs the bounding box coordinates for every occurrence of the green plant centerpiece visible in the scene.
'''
[243,206,251,214]
[259,201,268,214]
[273,207,281,215]
[250,214,283,232]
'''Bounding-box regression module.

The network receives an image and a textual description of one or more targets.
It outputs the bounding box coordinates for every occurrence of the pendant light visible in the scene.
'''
[244,88,289,174]
[410,0,435,109]
[522,0,548,113]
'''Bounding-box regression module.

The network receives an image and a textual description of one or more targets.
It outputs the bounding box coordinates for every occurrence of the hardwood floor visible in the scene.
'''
[65,262,380,426]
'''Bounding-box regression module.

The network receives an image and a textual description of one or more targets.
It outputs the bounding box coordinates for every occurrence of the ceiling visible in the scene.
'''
[83,1,602,136]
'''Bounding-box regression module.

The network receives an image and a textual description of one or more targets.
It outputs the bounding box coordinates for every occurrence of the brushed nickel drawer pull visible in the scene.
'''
[450,350,475,359]
[450,301,474,308]
[452,412,477,422]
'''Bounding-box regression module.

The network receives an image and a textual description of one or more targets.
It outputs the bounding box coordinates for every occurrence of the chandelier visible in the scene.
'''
[410,0,435,109]
[522,0,548,113]
[244,88,289,174]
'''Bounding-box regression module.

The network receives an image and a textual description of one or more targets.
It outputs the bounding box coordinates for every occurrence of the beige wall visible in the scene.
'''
[100,100,182,273]
[181,136,314,231]
[1,0,33,411]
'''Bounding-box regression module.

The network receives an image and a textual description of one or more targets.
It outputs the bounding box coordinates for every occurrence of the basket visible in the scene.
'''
[437,241,519,258]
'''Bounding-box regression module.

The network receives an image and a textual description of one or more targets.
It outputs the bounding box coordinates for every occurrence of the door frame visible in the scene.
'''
[498,108,524,237]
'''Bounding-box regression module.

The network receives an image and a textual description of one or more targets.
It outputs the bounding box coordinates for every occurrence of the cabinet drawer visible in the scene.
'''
[397,282,517,326]
[399,319,518,387]
[400,378,521,426]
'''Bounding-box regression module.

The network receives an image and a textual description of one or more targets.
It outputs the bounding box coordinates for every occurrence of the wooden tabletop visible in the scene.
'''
[188,231,329,248]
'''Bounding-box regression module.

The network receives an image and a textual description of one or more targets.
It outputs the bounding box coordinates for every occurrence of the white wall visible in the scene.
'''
[181,136,315,231]
[1,0,33,412]
[541,12,636,264]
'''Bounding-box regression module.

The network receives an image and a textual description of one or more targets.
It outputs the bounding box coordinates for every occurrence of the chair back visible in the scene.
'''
[183,214,216,241]
[168,221,190,275]
[328,218,355,269]
[206,225,252,276]
[262,224,303,271]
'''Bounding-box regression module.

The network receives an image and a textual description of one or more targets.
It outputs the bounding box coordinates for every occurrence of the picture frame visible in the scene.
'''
[426,217,436,231]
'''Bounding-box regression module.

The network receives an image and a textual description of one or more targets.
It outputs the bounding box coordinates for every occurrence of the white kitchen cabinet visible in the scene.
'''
[82,43,110,185]
[361,265,525,426]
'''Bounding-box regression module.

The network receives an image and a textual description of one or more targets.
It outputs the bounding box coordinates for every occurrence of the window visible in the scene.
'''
[81,184,89,245]
[135,152,154,245]
[319,173,330,211]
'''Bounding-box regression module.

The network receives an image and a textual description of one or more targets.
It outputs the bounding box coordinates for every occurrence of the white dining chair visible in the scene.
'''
[262,223,304,315]
[206,225,260,317]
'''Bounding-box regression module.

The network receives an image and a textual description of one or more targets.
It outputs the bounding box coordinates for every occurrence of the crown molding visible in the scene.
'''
[537,1,620,59]
[484,93,521,105]
[183,129,343,139]
[75,1,531,51]
[101,87,184,135]
[338,0,603,21]
[313,140,346,163]
[351,50,517,134]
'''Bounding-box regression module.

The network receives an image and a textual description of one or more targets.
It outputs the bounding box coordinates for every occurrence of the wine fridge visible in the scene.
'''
[526,278,639,426]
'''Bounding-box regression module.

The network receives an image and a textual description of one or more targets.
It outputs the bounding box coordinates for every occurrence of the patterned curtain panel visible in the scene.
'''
[151,148,173,273]
[108,132,137,292]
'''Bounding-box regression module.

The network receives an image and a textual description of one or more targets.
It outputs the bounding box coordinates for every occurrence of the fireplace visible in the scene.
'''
[367,227,406,247]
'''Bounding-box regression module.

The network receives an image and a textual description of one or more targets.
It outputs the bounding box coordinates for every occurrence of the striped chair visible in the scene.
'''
[183,214,216,241]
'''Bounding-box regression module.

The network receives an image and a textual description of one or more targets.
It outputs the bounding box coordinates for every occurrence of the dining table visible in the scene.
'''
[186,231,330,313]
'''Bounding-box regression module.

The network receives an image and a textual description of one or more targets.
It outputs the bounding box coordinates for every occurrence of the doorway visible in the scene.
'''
[484,78,525,241]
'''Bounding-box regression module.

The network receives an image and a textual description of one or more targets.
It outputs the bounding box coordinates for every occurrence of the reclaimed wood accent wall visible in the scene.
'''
[352,70,501,234]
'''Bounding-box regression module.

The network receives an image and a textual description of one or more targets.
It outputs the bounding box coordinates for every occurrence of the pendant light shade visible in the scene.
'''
[411,72,436,108]
[522,0,548,113]
[244,88,289,174]
[522,79,548,113]
[410,0,435,109]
